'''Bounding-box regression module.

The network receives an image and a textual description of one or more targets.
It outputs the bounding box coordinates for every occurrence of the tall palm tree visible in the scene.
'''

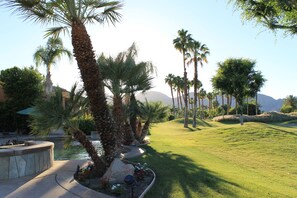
[30,84,106,176]
[187,40,209,127]
[33,37,72,96]
[3,0,123,170]
[173,29,192,128]
[165,74,176,116]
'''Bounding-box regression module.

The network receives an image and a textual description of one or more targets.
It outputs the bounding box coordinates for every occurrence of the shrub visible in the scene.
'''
[213,112,297,123]
[280,105,294,113]
[168,114,175,121]
[76,115,96,135]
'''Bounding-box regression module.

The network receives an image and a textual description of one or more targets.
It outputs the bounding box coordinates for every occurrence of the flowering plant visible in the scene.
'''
[74,162,94,181]
[110,184,123,195]
[134,163,149,181]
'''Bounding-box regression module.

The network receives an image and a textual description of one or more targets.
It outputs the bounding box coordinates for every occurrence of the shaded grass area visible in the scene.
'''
[133,119,297,197]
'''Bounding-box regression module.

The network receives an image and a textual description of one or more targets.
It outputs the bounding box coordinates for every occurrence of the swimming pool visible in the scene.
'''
[47,138,103,160]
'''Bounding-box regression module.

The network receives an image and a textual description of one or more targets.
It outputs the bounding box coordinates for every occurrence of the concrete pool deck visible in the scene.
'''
[0,146,145,198]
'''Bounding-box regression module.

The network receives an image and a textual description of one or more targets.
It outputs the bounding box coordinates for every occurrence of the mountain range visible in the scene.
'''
[136,91,284,112]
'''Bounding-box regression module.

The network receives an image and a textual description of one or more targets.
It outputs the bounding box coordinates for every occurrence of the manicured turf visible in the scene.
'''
[133,119,297,197]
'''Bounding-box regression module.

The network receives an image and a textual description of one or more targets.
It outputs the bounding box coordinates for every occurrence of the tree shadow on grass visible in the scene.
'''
[265,125,297,137]
[135,146,243,198]
[176,118,214,128]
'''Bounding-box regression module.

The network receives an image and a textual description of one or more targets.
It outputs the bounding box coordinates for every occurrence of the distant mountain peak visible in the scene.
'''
[136,91,283,112]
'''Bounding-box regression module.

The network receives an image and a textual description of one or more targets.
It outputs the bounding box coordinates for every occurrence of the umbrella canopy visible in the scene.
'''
[17,107,35,115]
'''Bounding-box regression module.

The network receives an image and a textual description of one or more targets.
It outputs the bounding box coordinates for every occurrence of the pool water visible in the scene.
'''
[48,138,103,160]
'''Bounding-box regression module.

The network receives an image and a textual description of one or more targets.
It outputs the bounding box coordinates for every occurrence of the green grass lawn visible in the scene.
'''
[133,119,297,197]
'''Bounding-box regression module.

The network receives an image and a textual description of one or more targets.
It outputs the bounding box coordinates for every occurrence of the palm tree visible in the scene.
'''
[97,52,130,147]
[30,84,106,176]
[165,74,176,116]
[172,77,180,110]
[249,71,266,115]
[174,75,184,109]
[173,29,192,128]
[187,40,209,127]
[33,37,72,96]
[199,88,206,119]
[123,44,155,139]
[137,100,169,143]
[98,43,154,145]
[212,89,219,109]
[187,79,193,108]
[4,0,123,169]
[207,92,213,113]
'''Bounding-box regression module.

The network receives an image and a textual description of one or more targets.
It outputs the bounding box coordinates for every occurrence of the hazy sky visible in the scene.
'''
[1,0,296,99]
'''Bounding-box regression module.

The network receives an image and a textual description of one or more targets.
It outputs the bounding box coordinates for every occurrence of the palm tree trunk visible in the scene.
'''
[140,120,150,142]
[45,71,53,97]
[71,21,116,167]
[201,97,204,119]
[255,93,258,115]
[176,90,180,110]
[170,85,176,116]
[178,89,183,109]
[112,95,125,147]
[183,52,189,128]
[72,129,106,176]
[129,93,138,137]
[184,72,189,128]
[246,97,249,115]
[193,60,198,128]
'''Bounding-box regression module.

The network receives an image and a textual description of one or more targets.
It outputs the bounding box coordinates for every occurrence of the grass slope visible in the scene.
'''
[133,119,297,197]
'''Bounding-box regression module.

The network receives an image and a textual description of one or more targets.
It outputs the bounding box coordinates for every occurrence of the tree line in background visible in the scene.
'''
[170,29,266,127]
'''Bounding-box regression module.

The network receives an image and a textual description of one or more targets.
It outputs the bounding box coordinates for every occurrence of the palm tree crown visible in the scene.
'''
[4,0,123,37]
[33,37,72,96]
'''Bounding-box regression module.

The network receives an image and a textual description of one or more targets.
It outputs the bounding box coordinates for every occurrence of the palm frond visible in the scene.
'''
[30,83,88,136]
[44,26,69,38]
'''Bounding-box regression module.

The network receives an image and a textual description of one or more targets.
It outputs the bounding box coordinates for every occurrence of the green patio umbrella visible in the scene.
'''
[17,107,36,115]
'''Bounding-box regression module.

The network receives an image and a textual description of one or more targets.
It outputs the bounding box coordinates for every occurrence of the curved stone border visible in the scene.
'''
[0,141,54,180]
[139,168,156,198]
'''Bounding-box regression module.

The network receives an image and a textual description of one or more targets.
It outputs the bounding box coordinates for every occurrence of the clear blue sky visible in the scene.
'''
[1,0,296,99]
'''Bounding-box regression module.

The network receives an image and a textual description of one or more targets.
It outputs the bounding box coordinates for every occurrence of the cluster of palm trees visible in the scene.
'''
[173,29,209,128]
[30,39,168,177]
[98,43,157,147]
[165,74,224,118]
[4,0,158,177]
